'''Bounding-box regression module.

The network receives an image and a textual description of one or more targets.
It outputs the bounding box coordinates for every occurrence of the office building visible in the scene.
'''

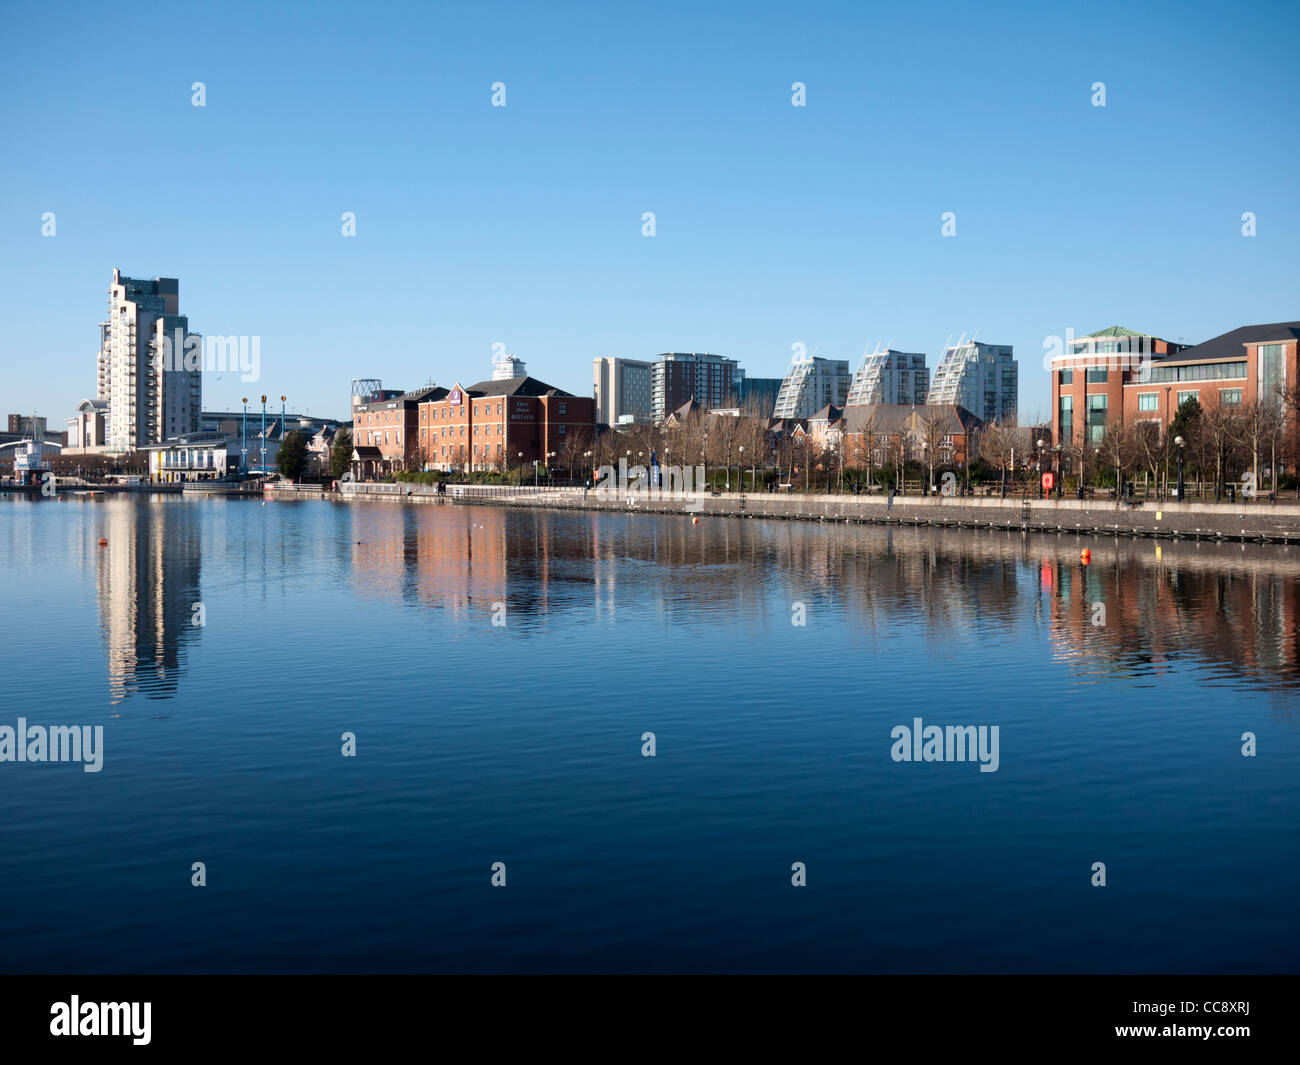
[1049,327,1186,448]
[593,356,653,427]
[1051,322,1300,452]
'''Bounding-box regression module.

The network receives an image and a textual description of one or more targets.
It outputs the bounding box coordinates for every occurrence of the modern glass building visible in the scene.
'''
[927,340,1017,424]
[846,350,929,407]
[773,355,852,419]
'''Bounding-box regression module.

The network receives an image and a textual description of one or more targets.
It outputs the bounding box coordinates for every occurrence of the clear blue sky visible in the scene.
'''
[2,0,1297,424]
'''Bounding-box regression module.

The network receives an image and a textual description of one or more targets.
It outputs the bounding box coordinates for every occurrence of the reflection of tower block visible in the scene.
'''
[351,378,383,416]
[492,353,527,381]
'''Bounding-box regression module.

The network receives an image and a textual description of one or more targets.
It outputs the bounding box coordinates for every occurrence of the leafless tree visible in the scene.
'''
[979,422,1015,496]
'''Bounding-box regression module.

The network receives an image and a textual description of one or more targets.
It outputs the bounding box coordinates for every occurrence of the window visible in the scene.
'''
[1220,388,1242,407]
[1177,390,1198,406]
[558,423,567,435]
[559,402,567,415]
[1059,369,1073,386]
[1146,360,1246,384]
[1258,343,1284,408]
[1138,393,1157,412]
[1086,394,1107,446]
[1086,368,1108,383]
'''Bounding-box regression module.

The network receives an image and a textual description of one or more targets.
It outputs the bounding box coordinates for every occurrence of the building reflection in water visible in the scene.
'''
[345,503,1300,693]
[96,498,202,704]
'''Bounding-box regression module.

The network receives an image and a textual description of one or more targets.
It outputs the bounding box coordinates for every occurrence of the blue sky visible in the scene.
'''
[2,0,1297,424]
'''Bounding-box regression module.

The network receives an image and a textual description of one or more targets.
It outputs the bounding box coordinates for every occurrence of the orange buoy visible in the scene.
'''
[1080,548,1091,564]
[692,516,699,525]
[97,538,108,546]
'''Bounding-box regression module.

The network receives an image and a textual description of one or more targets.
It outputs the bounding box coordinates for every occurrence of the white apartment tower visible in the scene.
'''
[101,269,200,453]
[927,340,1017,423]
[846,349,930,407]
[773,354,852,419]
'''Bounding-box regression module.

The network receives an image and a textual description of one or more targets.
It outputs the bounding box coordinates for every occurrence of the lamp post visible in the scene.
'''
[517,451,523,485]
[260,394,268,472]
[1175,435,1185,502]
[241,397,248,474]
[1053,444,1062,499]
[547,451,556,486]
[921,440,928,496]
[1037,438,1046,498]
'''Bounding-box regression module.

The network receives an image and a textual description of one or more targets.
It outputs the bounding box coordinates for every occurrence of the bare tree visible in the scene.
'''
[1233,399,1285,499]
[979,422,1015,497]
[1130,420,1166,498]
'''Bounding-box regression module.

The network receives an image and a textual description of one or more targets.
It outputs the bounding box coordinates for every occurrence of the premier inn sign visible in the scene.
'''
[450,388,463,405]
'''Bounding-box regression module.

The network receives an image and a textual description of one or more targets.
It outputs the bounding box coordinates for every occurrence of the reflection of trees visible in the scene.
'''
[346,504,1300,690]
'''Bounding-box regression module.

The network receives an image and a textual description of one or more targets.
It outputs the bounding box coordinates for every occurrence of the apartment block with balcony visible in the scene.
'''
[100,269,200,453]
[927,340,1016,424]
[649,353,739,424]
[846,350,929,407]
[773,354,852,419]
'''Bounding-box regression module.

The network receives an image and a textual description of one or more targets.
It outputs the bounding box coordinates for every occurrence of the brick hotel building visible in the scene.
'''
[416,376,594,474]
[351,386,443,477]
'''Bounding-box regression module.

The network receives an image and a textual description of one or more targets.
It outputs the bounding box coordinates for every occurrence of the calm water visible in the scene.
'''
[1,494,1297,973]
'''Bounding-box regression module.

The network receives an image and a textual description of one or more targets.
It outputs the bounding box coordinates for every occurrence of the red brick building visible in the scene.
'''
[351,386,444,477]
[1051,322,1300,451]
[417,376,594,474]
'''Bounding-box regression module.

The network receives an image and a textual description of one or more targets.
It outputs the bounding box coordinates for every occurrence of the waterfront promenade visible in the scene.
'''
[328,482,1300,544]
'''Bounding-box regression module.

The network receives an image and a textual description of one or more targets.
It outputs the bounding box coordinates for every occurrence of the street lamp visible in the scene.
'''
[1175,435,1185,502]
[739,445,746,492]
[241,397,249,474]
[1052,444,1062,499]
[921,440,929,496]
[1037,438,1046,498]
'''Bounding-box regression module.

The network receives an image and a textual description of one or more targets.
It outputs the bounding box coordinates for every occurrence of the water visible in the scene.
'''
[2,494,1297,973]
